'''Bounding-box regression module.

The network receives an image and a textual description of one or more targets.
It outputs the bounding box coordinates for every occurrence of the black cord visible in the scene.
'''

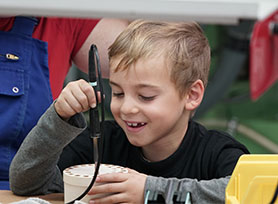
[66,44,104,204]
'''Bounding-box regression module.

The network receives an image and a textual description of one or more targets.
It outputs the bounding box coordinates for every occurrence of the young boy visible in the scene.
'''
[10,20,249,203]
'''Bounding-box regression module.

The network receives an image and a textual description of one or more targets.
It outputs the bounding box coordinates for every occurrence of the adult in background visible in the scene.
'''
[0,16,128,189]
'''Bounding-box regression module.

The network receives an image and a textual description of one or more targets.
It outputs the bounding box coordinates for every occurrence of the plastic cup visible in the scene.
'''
[63,164,128,203]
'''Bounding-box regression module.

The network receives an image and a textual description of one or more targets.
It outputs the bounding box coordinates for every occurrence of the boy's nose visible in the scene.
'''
[120,98,139,115]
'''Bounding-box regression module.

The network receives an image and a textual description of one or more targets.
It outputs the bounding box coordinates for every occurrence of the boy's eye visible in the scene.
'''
[112,92,124,98]
[139,95,156,101]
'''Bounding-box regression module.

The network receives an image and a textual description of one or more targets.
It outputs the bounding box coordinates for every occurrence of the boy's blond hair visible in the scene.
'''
[108,19,210,97]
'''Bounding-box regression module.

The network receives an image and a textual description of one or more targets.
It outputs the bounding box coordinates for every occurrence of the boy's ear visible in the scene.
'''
[184,79,204,111]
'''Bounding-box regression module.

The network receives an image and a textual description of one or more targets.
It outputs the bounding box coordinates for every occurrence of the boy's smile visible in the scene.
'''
[109,55,190,162]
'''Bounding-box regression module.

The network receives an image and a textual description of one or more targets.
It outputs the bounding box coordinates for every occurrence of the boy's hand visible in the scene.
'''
[88,168,147,204]
[55,79,97,120]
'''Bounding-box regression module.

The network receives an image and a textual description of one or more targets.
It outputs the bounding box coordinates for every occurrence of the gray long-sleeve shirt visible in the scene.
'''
[10,103,230,203]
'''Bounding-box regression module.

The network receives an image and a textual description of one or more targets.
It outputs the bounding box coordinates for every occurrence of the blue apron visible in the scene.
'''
[0,16,53,189]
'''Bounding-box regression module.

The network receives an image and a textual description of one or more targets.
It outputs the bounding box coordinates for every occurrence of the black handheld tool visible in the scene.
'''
[67,44,105,203]
[89,44,101,164]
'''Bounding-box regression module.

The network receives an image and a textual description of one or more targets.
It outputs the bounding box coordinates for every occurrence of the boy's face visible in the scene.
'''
[109,55,190,153]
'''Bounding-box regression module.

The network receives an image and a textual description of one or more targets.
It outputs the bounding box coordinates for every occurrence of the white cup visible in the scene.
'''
[63,164,128,203]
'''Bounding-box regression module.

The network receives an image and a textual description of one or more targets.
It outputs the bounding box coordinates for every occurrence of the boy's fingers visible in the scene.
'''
[78,79,106,107]
[55,99,76,119]
[55,89,82,117]
[88,182,124,195]
[65,91,84,113]
[96,172,128,183]
[67,79,96,110]
[57,79,105,117]
[78,80,96,108]
[125,168,138,174]
[70,80,90,109]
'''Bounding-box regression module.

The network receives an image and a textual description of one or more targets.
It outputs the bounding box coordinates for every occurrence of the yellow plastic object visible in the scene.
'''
[226,154,278,204]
